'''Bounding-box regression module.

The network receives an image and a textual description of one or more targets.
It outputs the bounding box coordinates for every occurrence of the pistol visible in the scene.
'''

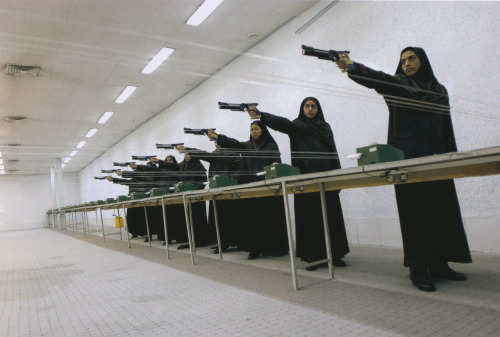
[113,161,135,167]
[156,143,184,149]
[94,176,107,180]
[301,45,349,61]
[131,155,157,161]
[101,169,116,174]
[184,127,216,135]
[218,102,258,112]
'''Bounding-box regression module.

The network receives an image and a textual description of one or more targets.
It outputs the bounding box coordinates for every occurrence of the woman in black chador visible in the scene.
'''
[208,121,289,259]
[177,152,212,248]
[177,141,246,253]
[335,47,471,291]
[134,155,186,245]
[247,98,349,269]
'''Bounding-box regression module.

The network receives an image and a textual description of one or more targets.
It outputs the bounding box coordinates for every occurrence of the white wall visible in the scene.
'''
[0,173,80,231]
[79,1,500,252]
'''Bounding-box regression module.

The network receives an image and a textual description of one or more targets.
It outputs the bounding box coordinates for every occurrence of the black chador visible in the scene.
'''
[109,171,149,238]
[189,145,247,251]
[260,97,350,264]
[216,121,289,258]
[346,47,471,270]
[178,154,212,247]
[136,156,185,243]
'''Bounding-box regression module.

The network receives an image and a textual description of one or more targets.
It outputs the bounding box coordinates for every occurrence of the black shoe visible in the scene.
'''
[144,237,150,242]
[248,252,262,260]
[305,262,328,271]
[162,241,166,246]
[130,234,138,239]
[332,258,346,267]
[430,267,467,281]
[411,275,436,292]
[177,244,190,250]
[213,247,228,254]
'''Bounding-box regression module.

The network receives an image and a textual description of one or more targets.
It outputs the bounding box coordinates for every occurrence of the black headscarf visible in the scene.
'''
[392,47,457,153]
[395,47,448,104]
[158,155,179,170]
[295,97,335,147]
[249,120,279,150]
[179,153,204,171]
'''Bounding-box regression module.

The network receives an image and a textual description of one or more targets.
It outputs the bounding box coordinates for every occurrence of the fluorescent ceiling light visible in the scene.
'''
[186,0,224,26]
[85,129,98,138]
[63,157,71,163]
[98,111,114,124]
[115,86,137,103]
[0,170,5,174]
[141,48,175,74]
[61,164,65,168]
[0,151,2,157]
[0,159,3,164]
[76,141,86,149]
[0,165,4,170]
[69,150,78,157]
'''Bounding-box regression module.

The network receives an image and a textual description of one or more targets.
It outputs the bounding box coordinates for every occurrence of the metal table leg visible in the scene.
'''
[143,205,152,246]
[212,198,223,259]
[319,182,334,279]
[99,207,106,242]
[182,194,195,265]
[161,197,170,260]
[122,203,131,248]
[282,181,298,290]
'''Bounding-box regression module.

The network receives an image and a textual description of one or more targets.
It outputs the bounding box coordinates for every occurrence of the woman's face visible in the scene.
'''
[400,50,421,77]
[166,156,174,164]
[184,152,191,162]
[303,100,318,119]
[250,124,262,140]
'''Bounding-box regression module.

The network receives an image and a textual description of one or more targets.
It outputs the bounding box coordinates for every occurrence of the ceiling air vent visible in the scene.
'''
[5,116,28,123]
[5,64,40,76]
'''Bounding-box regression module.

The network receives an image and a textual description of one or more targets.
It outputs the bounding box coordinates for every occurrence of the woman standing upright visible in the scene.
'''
[177,152,212,248]
[335,47,471,291]
[208,122,289,259]
[248,98,349,269]
[177,142,246,253]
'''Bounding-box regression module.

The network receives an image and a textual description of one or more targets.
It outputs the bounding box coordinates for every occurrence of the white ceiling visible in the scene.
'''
[0,0,320,175]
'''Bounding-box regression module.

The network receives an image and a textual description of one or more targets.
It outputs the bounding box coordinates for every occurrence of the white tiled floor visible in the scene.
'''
[1,228,499,337]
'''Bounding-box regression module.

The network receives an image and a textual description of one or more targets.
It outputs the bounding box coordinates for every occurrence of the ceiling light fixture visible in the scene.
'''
[5,116,28,123]
[0,165,4,170]
[0,151,2,157]
[0,159,2,164]
[186,0,224,26]
[85,129,98,138]
[61,164,65,168]
[98,111,114,124]
[69,150,78,157]
[63,157,71,163]
[141,48,175,74]
[76,141,86,149]
[115,86,137,103]
[0,170,5,174]
[5,64,40,76]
